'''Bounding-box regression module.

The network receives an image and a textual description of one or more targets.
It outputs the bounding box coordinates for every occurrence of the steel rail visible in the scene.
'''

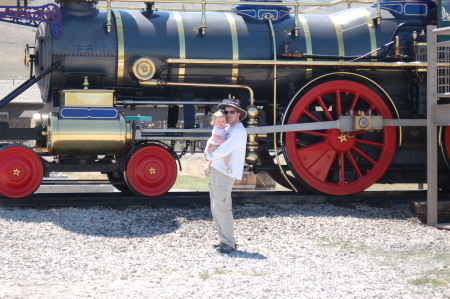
[0,190,439,209]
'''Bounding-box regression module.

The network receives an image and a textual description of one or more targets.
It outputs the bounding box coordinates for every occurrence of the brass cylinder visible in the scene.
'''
[47,113,132,155]
[245,104,260,172]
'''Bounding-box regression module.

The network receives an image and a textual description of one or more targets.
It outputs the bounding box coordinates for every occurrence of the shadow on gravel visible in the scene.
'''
[0,201,413,239]
[229,251,267,260]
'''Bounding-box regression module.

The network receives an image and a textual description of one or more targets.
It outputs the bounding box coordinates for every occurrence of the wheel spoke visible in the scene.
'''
[349,93,359,112]
[351,145,377,165]
[339,152,345,184]
[365,104,376,115]
[355,138,385,147]
[299,130,328,137]
[335,90,342,116]
[346,151,363,179]
[303,110,321,122]
[317,96,333,121]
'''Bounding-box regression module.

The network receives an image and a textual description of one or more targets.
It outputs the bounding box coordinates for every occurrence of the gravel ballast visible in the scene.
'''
[0,203,449,298]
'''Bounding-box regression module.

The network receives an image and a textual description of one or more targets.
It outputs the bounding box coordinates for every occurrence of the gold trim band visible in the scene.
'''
[113,10,125,86]
[360,7,377,58]
[173,11,186,82]
[298,15,312,80]
[298,15,312,57]
[329,15,345,59]
[226,13,239,84]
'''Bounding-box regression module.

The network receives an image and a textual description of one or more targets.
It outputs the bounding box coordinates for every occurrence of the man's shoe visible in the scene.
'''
[216,243,236,254]
[213,242,237,249]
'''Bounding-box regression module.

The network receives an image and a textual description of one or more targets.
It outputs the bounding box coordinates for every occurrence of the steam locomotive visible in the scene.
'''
[0,0,446,198]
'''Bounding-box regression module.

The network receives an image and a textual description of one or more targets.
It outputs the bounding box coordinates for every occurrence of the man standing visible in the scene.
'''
[205,100,247,253]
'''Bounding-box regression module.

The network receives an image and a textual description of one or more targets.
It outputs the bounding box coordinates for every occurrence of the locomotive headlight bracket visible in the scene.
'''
[132,58,156,81]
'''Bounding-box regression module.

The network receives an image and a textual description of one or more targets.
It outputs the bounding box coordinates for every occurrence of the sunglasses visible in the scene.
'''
[222,110,238,115]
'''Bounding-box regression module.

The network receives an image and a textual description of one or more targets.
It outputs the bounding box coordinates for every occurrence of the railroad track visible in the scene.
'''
[0,188,447,207]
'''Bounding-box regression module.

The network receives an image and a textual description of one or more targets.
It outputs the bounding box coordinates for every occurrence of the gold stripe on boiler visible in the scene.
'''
[226,13,239,84]
[174,11,186,82]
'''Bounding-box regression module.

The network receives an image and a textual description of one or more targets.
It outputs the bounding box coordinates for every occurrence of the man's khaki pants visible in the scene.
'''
[209,167,236,248]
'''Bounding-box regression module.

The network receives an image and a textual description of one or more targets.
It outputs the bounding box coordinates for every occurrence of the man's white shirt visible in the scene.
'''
[205,122,247,180]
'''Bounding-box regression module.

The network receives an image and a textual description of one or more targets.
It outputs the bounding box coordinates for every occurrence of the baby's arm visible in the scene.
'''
[212,134,226,144]
[206,143,220,154]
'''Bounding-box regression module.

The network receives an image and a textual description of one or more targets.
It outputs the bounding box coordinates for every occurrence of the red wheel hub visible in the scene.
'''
[285,80,396,195]
[328,129,356,152]
[125,145,177,197]
[0,146,43,199]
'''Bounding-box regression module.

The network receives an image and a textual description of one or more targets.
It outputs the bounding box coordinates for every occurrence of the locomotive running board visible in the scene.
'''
[0,61,61,110]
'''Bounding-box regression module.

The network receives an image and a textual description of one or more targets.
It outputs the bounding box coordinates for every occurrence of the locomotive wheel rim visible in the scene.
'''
[285,80,396,196]
[0,146,43,199]
[258,150,304,191]
[444,127,450,165]
[438,126,450,190]
[125,145,177,197]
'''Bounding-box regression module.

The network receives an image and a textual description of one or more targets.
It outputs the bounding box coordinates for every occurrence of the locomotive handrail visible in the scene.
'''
[116,100,223,106]
[92,0,373,8]
[431,26,450,35]
[139,79,255,105]
[166,58,428,68]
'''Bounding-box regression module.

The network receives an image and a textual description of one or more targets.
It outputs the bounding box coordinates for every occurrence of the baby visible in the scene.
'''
[204,111,231,175]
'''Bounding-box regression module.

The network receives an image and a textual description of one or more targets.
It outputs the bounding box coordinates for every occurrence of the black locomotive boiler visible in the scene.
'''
[0,0,446,198]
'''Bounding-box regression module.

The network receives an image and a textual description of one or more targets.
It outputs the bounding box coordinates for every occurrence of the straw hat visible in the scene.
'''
[217,100,247,121]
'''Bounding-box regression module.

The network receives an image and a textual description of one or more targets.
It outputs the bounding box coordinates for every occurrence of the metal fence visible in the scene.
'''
[3,117,31,128]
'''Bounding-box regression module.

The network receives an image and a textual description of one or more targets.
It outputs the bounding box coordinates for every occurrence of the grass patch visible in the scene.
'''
[214,268,226,275]
[199,268,227,280]
[240,270,267,276]
[319,238,370,253]
[199,270,212,280]
[410,269,450,288]
[173,175,209,191]
[434,252,450,263]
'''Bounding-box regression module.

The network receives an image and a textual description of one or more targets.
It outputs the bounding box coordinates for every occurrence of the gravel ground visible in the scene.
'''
[0,202,449,298]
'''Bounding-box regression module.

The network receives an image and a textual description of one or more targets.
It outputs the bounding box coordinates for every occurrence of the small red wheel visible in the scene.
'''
[125,145,177,197]
[285,80,396,195]
[0,145,43,199]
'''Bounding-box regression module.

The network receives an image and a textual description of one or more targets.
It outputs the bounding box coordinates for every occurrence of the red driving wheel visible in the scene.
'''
[125,145,177,197]
[442,127,450,165]
[285,80,396,195]
[0,145,43,199]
